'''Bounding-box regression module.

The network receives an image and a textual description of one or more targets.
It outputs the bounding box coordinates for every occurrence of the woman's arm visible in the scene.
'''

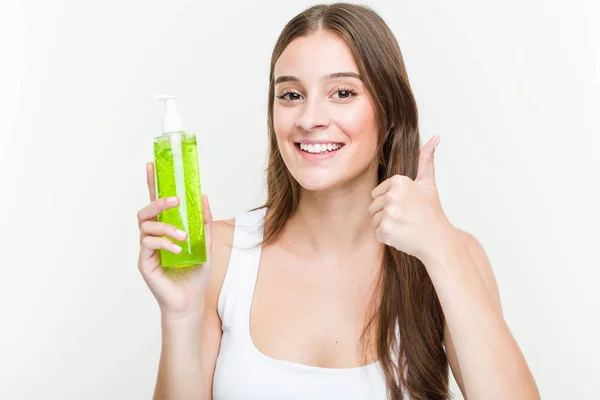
[370,137,539,399]
[442,231,502,396]
[153,315,208,400]
[153,220,234,400]
[427,230,539,400]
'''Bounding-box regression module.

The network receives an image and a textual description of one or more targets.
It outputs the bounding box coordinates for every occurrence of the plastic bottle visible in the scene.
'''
[152,95,207,268]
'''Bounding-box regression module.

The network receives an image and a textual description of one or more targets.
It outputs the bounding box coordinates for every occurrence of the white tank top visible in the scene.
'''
[212,207,391,400]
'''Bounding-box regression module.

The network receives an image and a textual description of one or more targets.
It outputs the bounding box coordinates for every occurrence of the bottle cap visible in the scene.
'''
[152,95,184,134]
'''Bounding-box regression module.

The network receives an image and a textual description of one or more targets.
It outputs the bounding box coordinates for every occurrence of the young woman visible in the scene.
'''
[136,3,540,400]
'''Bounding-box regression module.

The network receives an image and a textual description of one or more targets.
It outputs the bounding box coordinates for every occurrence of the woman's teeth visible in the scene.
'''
[299,143,342,154]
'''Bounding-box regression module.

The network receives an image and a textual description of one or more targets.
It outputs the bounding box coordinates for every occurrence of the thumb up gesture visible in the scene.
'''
[368,136,456,265]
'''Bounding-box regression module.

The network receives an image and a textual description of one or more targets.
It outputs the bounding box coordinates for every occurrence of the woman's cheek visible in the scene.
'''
[331,100,377,140]
[273,105,297,139]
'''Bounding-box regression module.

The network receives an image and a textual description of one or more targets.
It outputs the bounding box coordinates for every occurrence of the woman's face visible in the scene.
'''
[273,30,379,192]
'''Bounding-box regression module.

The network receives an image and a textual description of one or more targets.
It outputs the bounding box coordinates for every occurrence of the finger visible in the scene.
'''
[202,195,213,264]
[146,162,157,202]
[137,197,180,228]
[372,173,411,199]
[371,178,391,199]
[416,136,440,185]
[368,195,386,215]
[140,220,188,244]
[371,209,384,229]
[140,235,182,261]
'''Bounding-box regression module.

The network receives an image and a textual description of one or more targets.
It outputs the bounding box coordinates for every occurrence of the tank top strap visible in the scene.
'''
[217,207,266,332]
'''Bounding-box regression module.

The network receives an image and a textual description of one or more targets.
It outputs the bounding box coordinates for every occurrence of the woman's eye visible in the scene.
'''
[333,88,357,100]
[277,91,303,101]
[276,88,356,101]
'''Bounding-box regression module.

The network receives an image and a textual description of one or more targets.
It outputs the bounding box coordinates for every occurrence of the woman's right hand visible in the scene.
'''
[136,162,213,322]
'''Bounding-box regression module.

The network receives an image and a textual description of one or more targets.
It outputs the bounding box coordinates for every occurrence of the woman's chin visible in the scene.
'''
[294,172,359,193]
[294,175,340,192]
[291,166,375,193]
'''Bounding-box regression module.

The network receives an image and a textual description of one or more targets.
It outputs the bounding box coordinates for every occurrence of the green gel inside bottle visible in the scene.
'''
[154,132,207,268]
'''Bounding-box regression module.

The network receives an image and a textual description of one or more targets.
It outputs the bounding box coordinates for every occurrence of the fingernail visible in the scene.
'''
[434,137,441,149]
[175,229,187,238]
[167,197,178,203]
[172,244,182,253]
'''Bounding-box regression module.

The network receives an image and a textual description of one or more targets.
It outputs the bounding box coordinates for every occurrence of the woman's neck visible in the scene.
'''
[284,168,381,254]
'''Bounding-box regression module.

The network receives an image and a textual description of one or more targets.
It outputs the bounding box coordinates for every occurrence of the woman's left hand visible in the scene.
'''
[369,136,457,265]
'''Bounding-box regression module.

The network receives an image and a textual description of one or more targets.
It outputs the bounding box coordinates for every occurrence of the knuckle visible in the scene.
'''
[160,197,176,210]
[379,219,391,234]
[382,206,395,219]
[397,175,410,185]
[141,236,153,249]
[163,224,177,236]
[385,190,398,203]
[152,199,163,212]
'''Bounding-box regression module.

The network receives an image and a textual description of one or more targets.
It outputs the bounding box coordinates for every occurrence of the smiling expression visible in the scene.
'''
[272,30,380,192]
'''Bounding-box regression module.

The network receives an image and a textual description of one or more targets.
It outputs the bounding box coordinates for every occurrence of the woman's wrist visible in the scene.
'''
[160,313,204,353]
[417,221,466,269]
[160,303,206,330]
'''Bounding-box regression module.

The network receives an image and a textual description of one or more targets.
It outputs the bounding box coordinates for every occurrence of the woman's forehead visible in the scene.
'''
[274,31,360,80]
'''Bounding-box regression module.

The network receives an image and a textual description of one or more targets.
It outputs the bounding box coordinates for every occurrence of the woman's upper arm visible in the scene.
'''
[200,219,235,400]
[444,231,503,398]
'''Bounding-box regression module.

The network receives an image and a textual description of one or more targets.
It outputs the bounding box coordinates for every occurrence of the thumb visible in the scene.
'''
[416,136,440,185]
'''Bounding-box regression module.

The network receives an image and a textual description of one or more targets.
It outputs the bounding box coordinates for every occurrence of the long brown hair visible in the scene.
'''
[259,3,449,399]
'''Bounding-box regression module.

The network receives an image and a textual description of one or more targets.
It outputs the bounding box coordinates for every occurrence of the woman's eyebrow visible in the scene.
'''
[274,72,362,85]
[274,75,300,84]
[326,72,361,81]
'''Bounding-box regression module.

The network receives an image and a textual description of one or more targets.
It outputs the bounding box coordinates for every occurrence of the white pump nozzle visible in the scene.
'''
[153,95,184,134]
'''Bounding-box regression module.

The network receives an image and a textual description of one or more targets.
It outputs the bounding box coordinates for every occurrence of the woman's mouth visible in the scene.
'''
[297,142,344,154]
[294,142,345,161]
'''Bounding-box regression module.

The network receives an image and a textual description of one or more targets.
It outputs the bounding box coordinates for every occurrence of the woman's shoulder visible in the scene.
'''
[212,218,236,248]
[205,219,236,308]
[205,207,267,310]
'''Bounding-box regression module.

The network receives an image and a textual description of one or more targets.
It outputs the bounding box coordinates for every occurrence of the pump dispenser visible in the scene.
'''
[153,95,184,133]
[152,95,207,268]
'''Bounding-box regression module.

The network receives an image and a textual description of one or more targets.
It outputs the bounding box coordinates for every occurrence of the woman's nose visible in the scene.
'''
[296,97,330,131]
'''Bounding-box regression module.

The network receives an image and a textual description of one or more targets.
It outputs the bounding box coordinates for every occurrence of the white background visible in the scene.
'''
[1,0,599,399]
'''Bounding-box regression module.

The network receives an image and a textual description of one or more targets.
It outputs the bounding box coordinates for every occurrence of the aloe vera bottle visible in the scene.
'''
[152,95,207,268]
